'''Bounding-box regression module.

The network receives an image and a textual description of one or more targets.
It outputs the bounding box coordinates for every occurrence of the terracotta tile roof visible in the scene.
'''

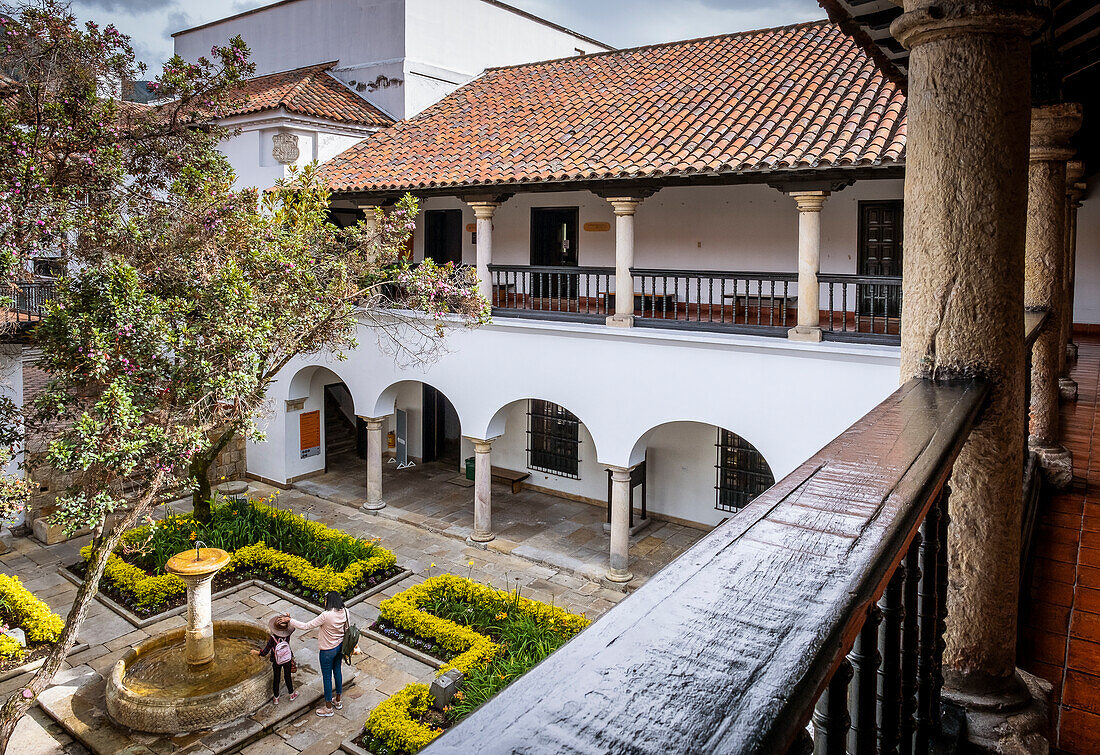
[318,21,906,194]
[223,62,393,127]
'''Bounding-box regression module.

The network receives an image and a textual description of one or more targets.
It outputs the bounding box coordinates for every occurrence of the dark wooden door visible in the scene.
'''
[422,385,460,465]
[530,207,579,299]
[425,209,463,265]
[857,200,903,318]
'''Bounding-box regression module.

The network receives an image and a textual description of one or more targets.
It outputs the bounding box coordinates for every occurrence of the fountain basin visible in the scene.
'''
[106,620,271,733]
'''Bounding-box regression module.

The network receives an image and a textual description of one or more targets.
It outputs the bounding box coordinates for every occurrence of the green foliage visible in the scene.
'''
[0,573,65,661]
[366,575,589,752]
[363,684,441,755]
[87,496,397,611]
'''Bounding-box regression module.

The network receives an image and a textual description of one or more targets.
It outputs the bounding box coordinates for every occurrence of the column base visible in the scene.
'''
[1067,341,1079,362]
[470,530,495,544]
[787,326,823,342]
[942,669,1051,754]
[604,568,633,583]
[605,314,634,328]
[360,500,387,512]
[1059,376,1079,402]
[1029,436,1074,489]
[602,517,651,537]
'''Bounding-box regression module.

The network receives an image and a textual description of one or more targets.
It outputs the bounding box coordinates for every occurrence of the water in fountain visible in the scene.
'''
[122,633,267,698]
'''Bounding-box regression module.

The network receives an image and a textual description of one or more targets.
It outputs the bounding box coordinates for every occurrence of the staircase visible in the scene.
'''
[324,399,357,458]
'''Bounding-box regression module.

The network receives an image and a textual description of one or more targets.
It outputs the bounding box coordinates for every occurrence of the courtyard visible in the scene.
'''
[1,480,701,754]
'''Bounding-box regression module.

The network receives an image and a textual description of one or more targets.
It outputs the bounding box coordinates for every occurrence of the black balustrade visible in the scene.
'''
[5,280,56,324]
[820,273,903,345]
[487,264,613,322]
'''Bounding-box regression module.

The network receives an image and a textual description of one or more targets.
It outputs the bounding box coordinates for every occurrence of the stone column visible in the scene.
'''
[891,2,1046,748]
[468,437,498,543]
[787,191,829,342]
[358,203,381,265]
[361,417,387,511]
[1062,161,1085,367]
[606,198,643,327]
[468,202,499,304]
[606,465,634,583]
[1025,103,1082,489]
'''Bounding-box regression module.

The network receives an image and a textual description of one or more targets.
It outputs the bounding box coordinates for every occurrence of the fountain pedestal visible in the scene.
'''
[165,547,231,666]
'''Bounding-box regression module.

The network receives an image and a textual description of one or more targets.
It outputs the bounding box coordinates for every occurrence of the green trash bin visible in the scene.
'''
[465,456,476,481]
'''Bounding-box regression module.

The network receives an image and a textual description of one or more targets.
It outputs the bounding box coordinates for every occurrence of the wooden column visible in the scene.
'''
[892,1,1049,748]
[1062,160,1085,370]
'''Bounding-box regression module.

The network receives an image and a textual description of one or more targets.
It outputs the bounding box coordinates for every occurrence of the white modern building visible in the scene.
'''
[172,0,611,190]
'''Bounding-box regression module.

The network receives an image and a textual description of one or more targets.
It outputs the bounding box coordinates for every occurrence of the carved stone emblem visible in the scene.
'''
[272,132,299,164]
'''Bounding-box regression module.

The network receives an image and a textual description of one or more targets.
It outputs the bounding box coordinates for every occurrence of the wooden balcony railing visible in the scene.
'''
[819,273,903,345]
[424,377,990,754]
[487,265,903,344]
[4,279,56,324]
[488,264,614,323]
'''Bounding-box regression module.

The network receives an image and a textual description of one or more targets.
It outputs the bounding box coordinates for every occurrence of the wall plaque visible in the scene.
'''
[300,410,320,459]
[272,132,300,164]
[583,222,611,232]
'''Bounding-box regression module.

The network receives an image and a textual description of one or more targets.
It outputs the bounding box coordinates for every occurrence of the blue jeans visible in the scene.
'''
[318,646,342,703]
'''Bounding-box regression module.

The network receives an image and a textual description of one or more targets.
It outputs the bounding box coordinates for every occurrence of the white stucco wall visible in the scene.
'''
[247,316,900,526]
[1073,181,1098,324]
[173,0,407,79]
[413,179,904,286]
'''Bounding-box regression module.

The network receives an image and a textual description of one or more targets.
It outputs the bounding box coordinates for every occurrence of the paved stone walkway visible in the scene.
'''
[1,479,692,753]
[297,456,708,586]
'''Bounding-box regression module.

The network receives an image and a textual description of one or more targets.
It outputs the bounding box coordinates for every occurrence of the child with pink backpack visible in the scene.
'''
[251,614,299,704]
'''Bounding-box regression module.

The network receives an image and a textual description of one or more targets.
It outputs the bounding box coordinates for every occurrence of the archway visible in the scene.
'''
[629,421,775,528]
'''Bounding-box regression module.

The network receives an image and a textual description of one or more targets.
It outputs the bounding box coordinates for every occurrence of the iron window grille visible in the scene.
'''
[715,429,774,513]
[527,399,581,478]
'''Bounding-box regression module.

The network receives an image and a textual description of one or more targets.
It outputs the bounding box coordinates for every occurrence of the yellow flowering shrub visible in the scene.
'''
[0,573,65,660]
[84,547,187,609]
[0,634,22,660]
[364,684,442,753]
[85,499,398,613]
[378,575,589,675]
[229,543,396,595]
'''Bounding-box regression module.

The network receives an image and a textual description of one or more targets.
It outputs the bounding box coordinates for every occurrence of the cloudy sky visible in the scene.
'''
[70,0,825,71]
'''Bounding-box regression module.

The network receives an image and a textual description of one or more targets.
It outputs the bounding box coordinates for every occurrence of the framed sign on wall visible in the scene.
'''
[300,410,321,459]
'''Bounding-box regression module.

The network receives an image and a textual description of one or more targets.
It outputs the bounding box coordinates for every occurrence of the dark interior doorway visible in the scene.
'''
[530,207,579,298]
[857,200,903,318]
[323,383,364,472]
[423,385,461,466]
[425,209,464,265]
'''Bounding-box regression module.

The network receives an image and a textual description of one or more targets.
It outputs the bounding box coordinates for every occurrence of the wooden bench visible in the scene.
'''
[491,467,530,494]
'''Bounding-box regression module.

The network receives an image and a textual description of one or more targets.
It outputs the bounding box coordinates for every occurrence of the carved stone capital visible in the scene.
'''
[789,190,829,213]
[1029,103,1083,163]
[891,4,1042,51]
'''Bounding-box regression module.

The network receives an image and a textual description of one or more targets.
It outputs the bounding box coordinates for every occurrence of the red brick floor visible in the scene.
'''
[1020,336,1100,754]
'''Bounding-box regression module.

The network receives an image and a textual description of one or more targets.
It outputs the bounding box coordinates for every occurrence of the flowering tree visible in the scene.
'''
[0,1,486,747]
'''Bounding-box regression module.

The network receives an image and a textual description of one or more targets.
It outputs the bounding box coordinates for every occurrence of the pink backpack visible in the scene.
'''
[272,635,292,665]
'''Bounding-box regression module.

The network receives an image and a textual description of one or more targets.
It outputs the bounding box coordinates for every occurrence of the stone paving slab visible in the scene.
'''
[2,474,703,754]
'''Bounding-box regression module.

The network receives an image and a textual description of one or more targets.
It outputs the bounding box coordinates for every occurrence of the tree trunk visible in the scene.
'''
[191,426,239,524]
[191,456,213,523]
[0,471,165,753]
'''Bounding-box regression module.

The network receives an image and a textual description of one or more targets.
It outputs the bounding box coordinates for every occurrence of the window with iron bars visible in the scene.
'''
[527,399,580,478]
[715,429,774,513]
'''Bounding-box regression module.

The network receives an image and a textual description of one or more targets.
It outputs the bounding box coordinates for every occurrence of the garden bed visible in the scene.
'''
[65,496,405,620]
[0,574,65,674]
[356,575,589,755]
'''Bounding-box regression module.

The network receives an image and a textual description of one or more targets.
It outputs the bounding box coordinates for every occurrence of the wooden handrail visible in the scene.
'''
[424,377,990,755]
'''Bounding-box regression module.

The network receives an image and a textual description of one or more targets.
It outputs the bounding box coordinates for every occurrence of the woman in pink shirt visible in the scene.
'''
[288,591,348,716]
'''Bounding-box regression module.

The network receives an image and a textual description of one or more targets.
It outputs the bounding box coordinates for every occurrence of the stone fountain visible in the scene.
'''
[105,543,271,733]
